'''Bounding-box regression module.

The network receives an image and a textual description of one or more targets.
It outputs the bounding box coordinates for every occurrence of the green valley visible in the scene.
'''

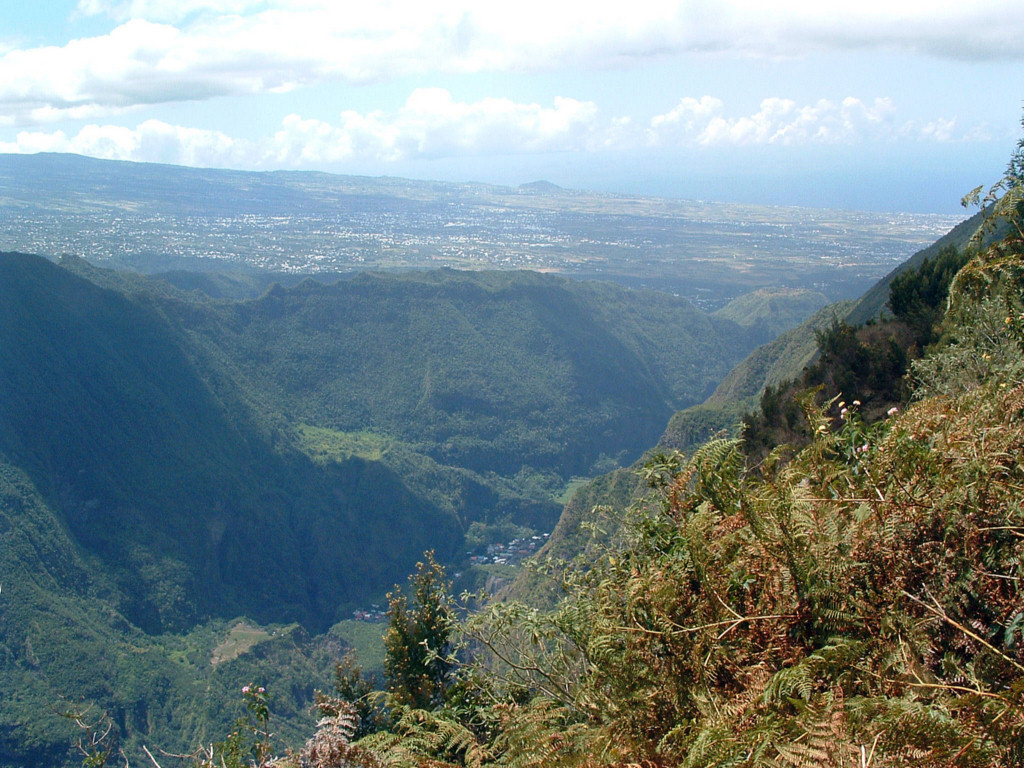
[0,248,771,765]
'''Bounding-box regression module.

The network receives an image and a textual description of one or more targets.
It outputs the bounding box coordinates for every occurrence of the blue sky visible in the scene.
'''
[1,1,1022,213]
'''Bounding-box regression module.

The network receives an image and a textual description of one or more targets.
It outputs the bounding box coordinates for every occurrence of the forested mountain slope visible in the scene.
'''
[712,287,829,344]
[0,252,765,766]
[1,251,465,632]
[1,253,764,633]
[197,269,754,477]
[844,206,987,325]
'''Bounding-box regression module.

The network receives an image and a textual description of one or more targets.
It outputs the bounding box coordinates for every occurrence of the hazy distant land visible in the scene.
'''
[0,153,959,310]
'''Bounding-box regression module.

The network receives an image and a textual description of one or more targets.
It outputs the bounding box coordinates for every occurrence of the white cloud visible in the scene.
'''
[0,1,1016,127]
[646,96,983,147]
[0,92,992,169]
[272,89,602,163]
[0,120,245,166]
[902,117,960,143]
[0,90,602,166]
[649,96,725,141]
[76,0,273,24]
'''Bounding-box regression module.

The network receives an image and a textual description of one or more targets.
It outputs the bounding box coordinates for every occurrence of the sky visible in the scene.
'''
[0,1,1022,213]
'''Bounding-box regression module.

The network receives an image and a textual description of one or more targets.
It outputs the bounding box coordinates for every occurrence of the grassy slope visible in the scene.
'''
[476,330,1024,766]
[713,287,829,343]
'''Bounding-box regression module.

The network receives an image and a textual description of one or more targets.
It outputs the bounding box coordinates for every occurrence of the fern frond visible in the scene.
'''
[302,696,383,768]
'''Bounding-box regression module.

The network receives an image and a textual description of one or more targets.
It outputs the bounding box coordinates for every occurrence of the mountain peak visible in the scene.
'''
[518,180,564,193]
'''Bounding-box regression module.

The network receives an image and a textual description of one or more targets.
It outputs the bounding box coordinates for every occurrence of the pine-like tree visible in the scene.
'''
[383,552,457,711]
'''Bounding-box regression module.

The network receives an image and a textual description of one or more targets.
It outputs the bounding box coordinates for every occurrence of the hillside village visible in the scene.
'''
[467,533,550,567]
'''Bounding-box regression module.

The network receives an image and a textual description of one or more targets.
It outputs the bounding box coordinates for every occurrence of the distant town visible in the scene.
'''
[468,533,550,567]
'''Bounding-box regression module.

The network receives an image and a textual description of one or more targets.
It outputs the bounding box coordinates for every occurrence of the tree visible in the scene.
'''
[333,650,386,739]
[383,552,457,711]
[888,244,969,345]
